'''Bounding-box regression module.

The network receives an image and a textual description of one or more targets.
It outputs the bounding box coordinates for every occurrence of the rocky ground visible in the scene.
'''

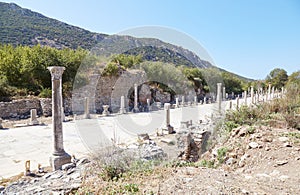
[1,124,299,194]
[157,125,300,194]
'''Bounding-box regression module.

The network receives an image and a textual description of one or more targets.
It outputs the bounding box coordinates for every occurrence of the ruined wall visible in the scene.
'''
[0,98,42,119]
[0,98,72,119]
[110,70,147,112]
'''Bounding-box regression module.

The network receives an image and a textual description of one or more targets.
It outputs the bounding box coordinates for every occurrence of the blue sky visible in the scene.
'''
[1,0,300,79]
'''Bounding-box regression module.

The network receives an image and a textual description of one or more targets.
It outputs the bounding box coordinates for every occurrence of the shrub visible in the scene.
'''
[38,87,52,98]
[217,147,228,164]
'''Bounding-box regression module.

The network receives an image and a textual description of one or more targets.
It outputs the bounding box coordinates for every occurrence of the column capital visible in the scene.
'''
[47,66,65,80]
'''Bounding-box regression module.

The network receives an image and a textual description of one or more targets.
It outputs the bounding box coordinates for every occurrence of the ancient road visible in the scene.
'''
[0,99,244,178]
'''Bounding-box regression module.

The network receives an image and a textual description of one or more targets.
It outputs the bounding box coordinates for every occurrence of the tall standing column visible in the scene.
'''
[216,83,222,112]
[134,83,139,112]
[48,66,71,171]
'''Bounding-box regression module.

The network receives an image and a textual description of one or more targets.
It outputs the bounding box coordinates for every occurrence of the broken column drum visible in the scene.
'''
[29,109,39,125]
[48,66,71,171]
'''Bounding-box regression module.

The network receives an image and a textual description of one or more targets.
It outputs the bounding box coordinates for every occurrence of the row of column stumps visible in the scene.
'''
[230,85,285,110]
[79,82,283,118]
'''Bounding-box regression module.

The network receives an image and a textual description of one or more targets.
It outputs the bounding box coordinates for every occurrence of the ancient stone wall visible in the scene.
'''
[0,98,72,119]
[0,98,42,119]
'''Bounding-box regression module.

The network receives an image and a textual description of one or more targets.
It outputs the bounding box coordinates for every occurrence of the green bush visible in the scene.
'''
[38,87,52,98]
[217,147,228,164]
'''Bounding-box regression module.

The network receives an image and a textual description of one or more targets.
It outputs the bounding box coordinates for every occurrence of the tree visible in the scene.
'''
[287,70,300,86]
[266,68,288,89]
[222,72,243,94]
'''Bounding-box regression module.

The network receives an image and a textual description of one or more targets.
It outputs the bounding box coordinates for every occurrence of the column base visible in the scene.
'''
[28,120,39,126]
[119,108,126,114]
[162,125,175,134]
[83,113,90,119]
[133,107,139,113]
[50,152,71,171]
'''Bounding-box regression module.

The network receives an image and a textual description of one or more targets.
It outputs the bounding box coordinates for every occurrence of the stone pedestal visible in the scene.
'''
[48,66,71,171]
[102,105,110,116]
[29,109,39,125]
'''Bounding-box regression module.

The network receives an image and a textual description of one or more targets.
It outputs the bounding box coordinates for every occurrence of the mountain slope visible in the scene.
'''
[0,2,106,49]
[0,2,252,82]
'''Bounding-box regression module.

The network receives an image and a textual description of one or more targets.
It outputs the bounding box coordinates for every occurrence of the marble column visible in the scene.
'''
[244,90,247,106]
[48,66,71,171]
[83,97,90,119]
[120,96,126,114]
[222,87,226,101]
[216,83,222,112]
[146,98,151,112]
[181,96,185,107]
[271,86,275,100]
[250,86,254,104]
[175,97,179,108]
[194,96,198,105]
[268,83,271,100]
[134,83,139,112]
[164,103,174,134]
[236,96,240,110]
